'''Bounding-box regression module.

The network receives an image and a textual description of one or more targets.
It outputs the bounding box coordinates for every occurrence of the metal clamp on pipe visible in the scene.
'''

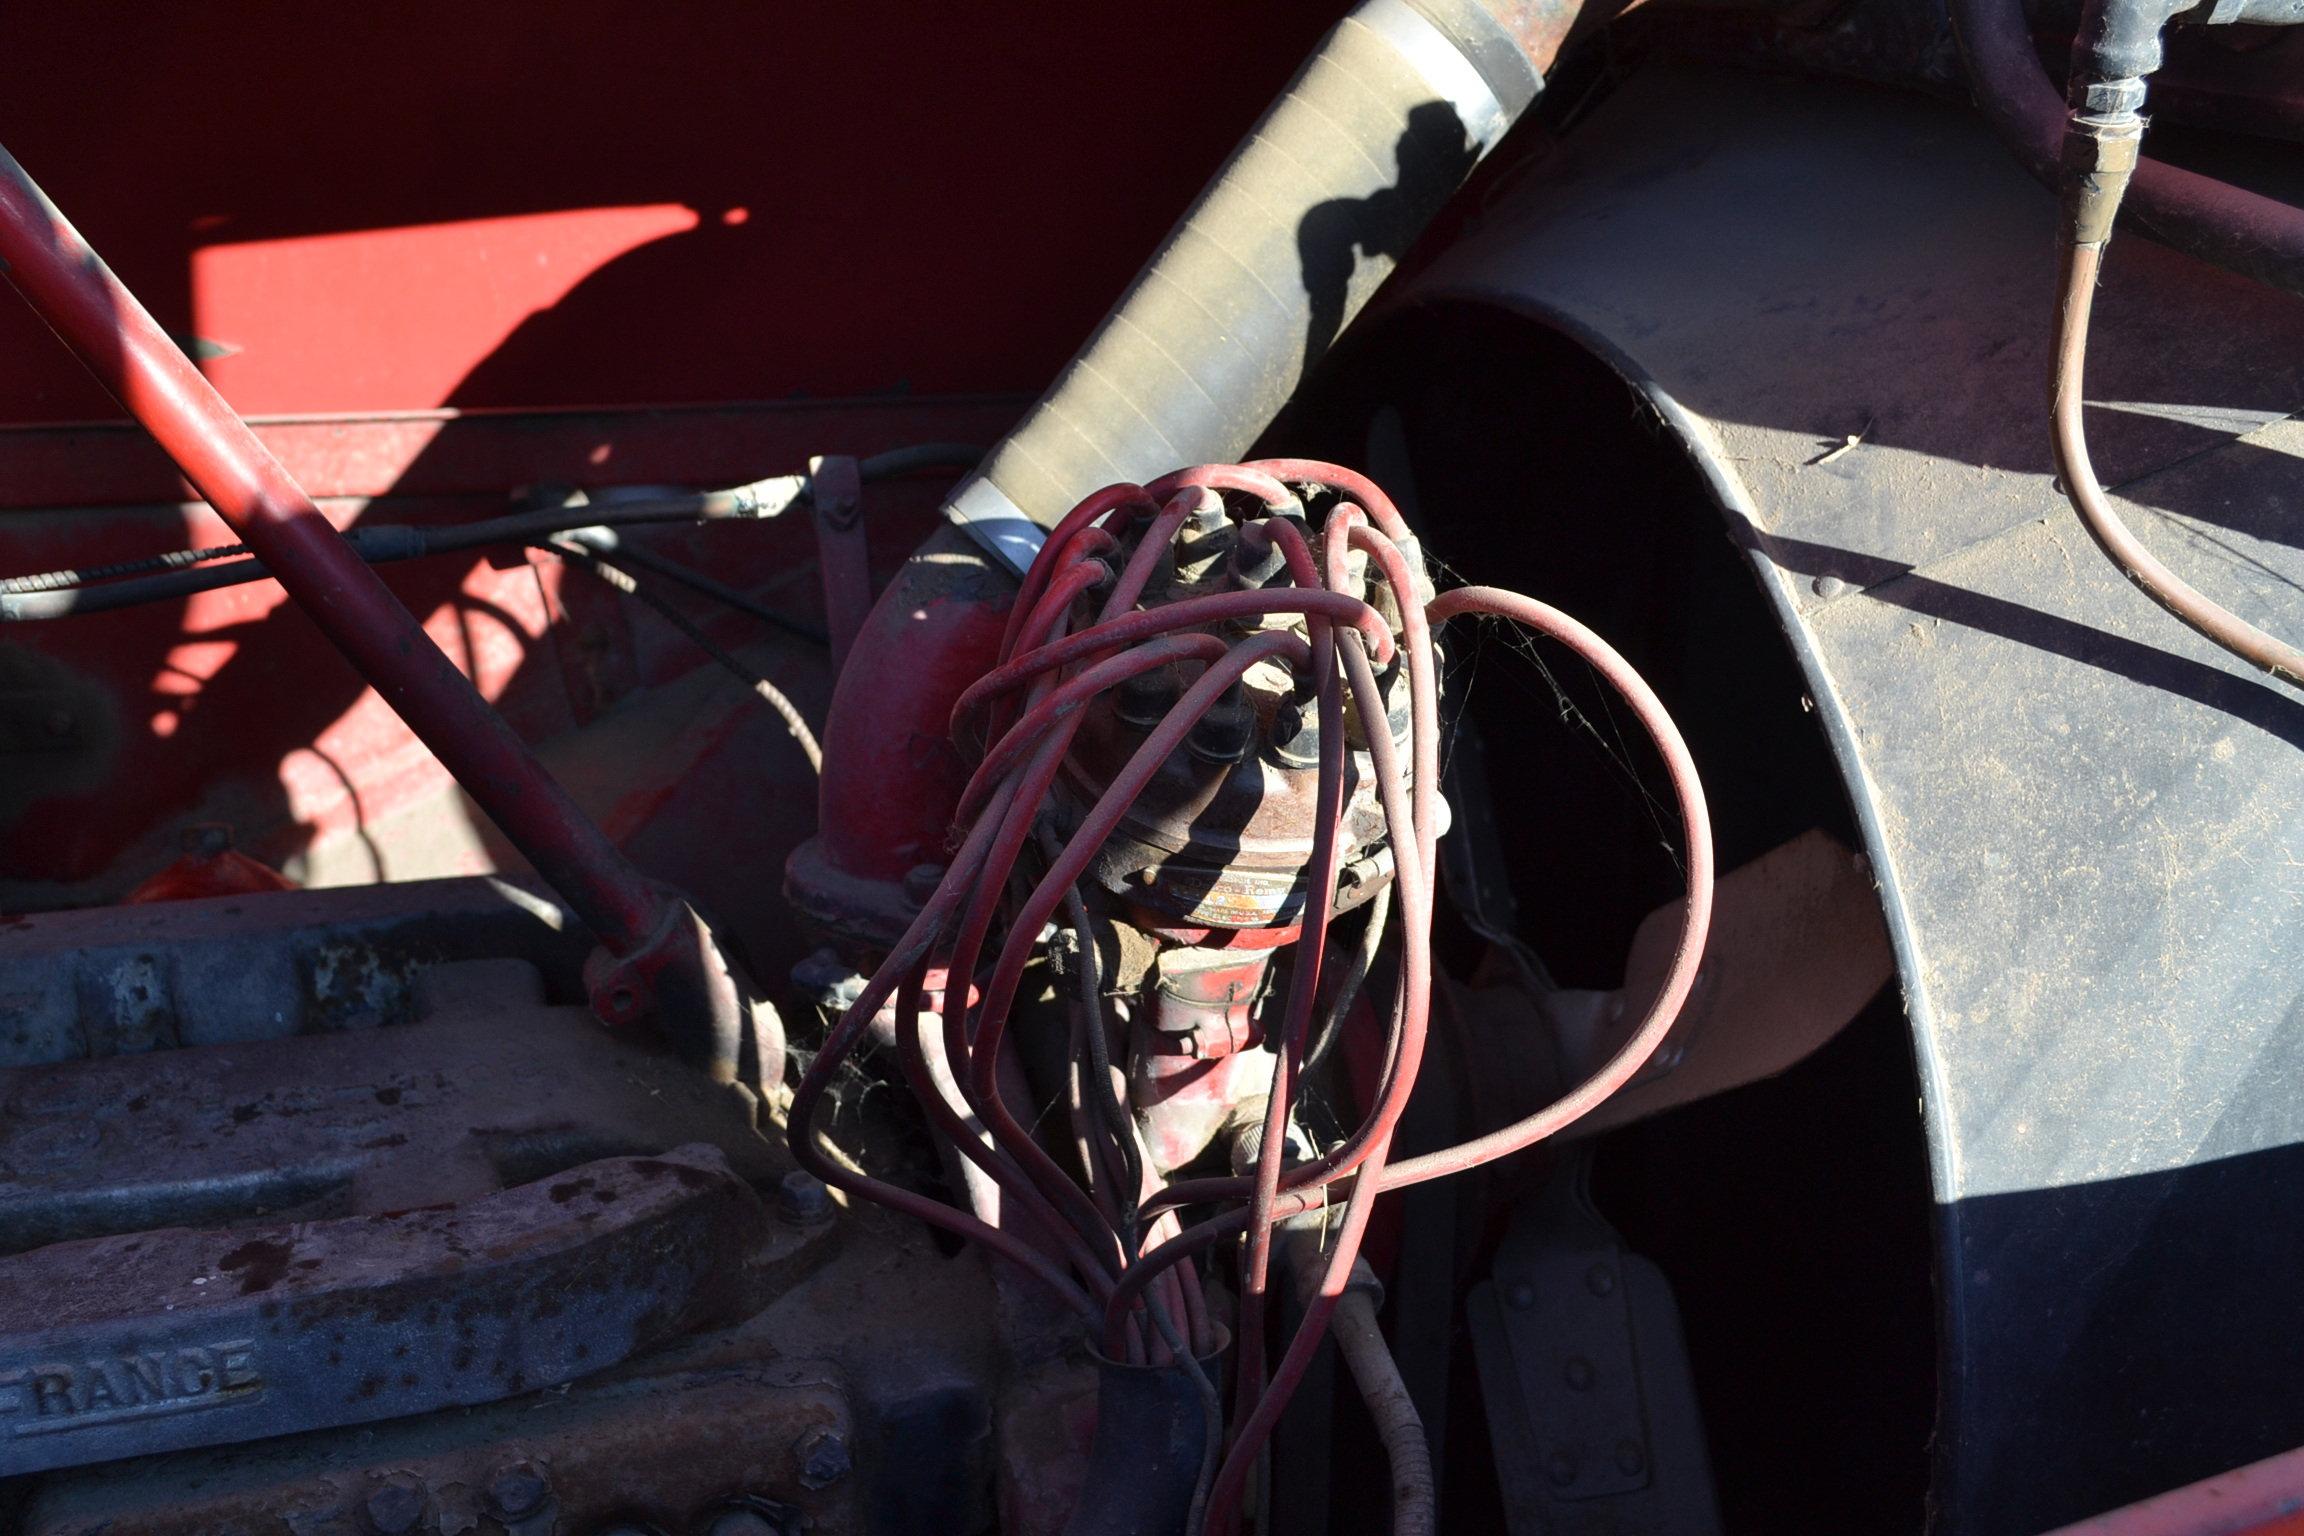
[1954,0,2304,296]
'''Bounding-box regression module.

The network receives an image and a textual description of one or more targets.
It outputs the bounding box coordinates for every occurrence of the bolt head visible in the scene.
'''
[1545,1449,1579,1487]
[1614,1438,1648,1476]
[1586,1263,1617,1297]
[365,1477,426,1535]
[901,863,946,907]
[1563,1355,1595,1391]
[1505,1281,1536,1311]
[795,1424,852,1489]
[778,1169,834,1222]
[487,1462,548,1519]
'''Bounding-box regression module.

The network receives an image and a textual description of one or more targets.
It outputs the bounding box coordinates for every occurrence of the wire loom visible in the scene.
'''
[786,460,1716,1535]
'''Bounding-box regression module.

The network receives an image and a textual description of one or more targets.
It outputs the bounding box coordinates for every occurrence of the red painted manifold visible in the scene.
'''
[785,522,1015,947]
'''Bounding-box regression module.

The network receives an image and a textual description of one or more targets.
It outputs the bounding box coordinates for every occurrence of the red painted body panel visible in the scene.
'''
[0,149,683,956]
[0,3,1334,901]
[0,4,1335,422]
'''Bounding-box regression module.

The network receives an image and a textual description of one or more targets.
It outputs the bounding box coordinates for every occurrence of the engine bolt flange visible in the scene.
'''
[795,1424,852,1489]
[486,1461,549,1520]
[364,1476,426,1535]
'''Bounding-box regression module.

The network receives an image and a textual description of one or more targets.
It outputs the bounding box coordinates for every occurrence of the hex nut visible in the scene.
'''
[777,1169,834,1223]
[795,1424,852,1489]
[365,1476,426,1535]
[487,1461,549,1520]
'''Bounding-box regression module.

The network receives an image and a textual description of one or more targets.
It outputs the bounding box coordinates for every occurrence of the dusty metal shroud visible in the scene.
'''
[1353,60,2304,1533]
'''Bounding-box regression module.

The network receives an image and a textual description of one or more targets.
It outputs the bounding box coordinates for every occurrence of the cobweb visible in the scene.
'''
[1420,540,1687,879]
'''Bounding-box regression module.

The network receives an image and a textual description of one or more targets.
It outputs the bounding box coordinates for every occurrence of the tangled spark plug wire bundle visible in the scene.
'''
[788,460,1715,1534]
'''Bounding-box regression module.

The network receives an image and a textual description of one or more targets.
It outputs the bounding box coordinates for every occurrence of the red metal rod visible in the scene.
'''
[2039,1441,2304,1536]
[0,144,665,957]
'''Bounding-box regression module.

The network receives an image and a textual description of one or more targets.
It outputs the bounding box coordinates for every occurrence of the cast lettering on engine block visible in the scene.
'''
[0,1341,263,1437]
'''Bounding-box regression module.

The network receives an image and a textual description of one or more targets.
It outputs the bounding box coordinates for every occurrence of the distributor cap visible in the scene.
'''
[1051,492,1442,932]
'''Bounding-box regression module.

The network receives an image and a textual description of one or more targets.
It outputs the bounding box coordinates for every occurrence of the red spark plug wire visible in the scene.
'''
[961,633,1314,1118]
[954,633,1231,828]
[1225,510,1350,1426]
[1247,458,1413,543]
[787,776,1106,1317]
[1205,619,1434,1534]
[948,587,1396,735]
[1146,463,1303,516]
[997,485,1156,664]
[789,461,1714,1536]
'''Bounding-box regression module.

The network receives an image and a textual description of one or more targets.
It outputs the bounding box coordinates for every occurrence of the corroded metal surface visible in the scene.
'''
[23,1360,861,1536]
[0,977,777,1255]
[1392,61,2304,1529]
[0,1145,764,1474]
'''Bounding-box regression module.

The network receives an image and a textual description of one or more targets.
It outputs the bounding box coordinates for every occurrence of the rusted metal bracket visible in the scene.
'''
[580,889,773,1084]
[1467,1154,1720,1534]
[809,453,870,675]
[0,1145,763,1475]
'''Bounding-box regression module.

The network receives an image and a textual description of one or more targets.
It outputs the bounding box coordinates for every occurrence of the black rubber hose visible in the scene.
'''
[0,444,986,630]
[0,446,984,620]
[0,493,731,620]
[0,541,248,595]
[543,540,828,764]
[1057,876,1143,1253]
[859,442,989,481]
[560,530,828,646]
[1950,0,2304,294]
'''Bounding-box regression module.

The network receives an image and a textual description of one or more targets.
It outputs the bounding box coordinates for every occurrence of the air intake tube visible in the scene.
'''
[790,0,1571,945]
[947,0,1552,574]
